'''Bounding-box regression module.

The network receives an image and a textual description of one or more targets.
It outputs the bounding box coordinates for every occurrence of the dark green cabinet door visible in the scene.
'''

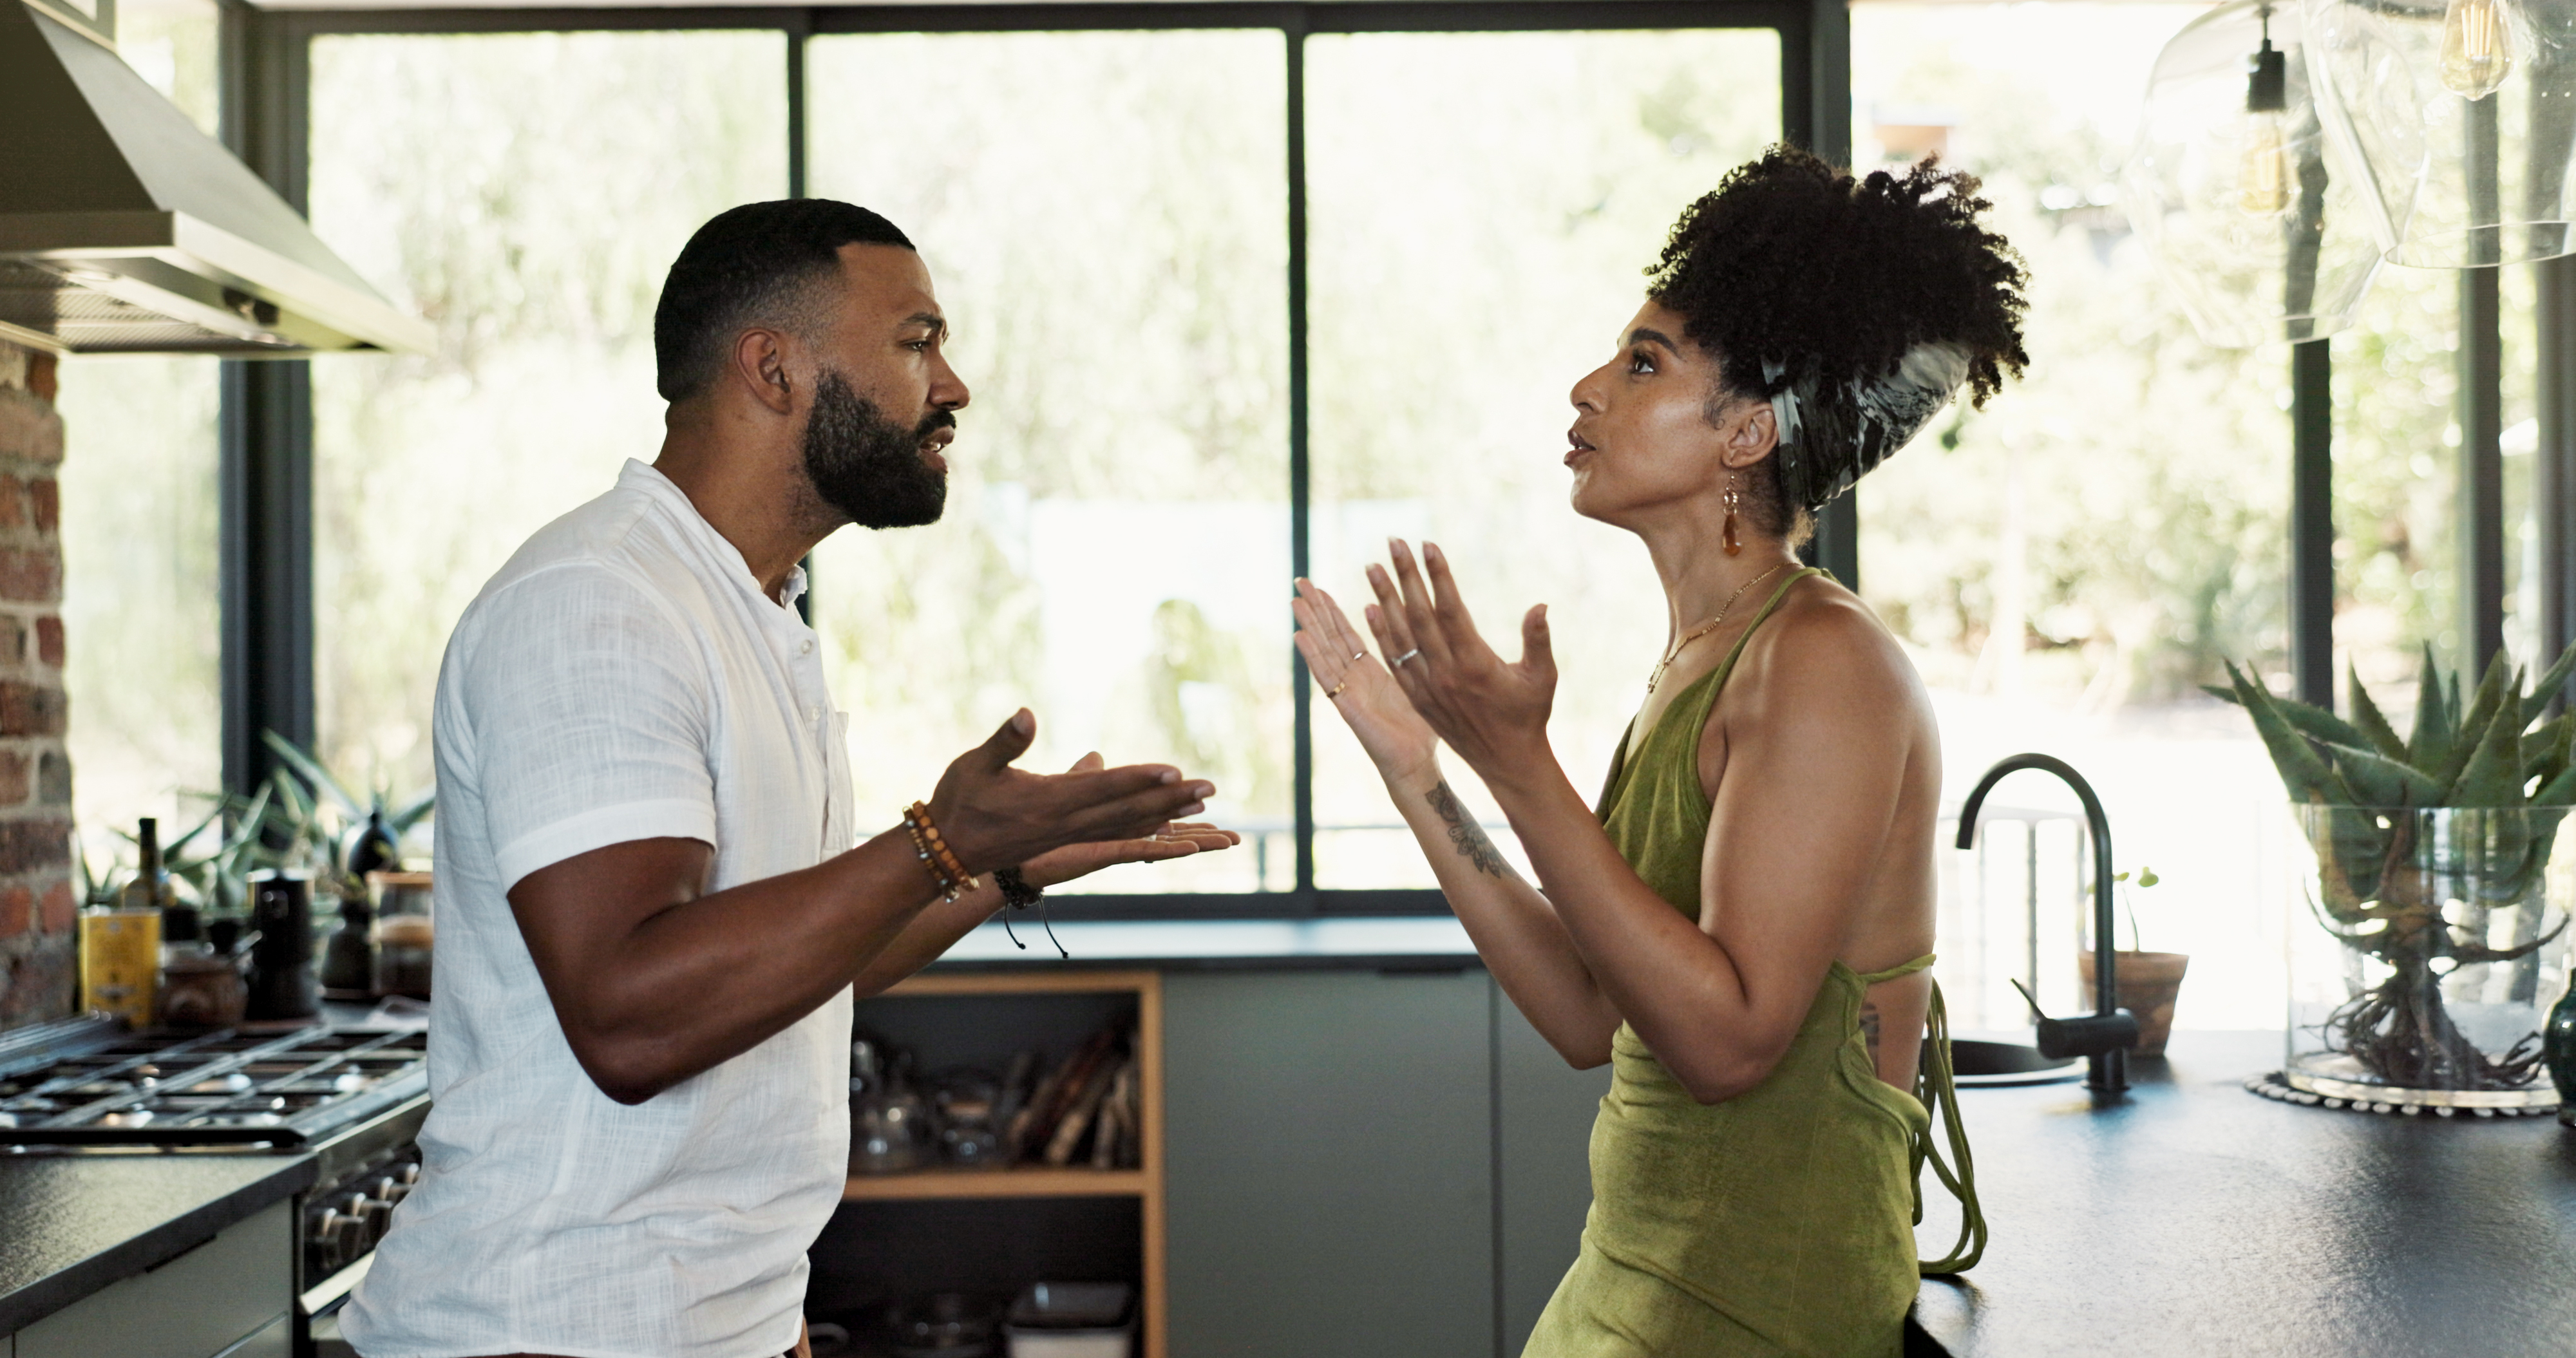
[1494,997,1611,1355]
[1164,969,1495,1358]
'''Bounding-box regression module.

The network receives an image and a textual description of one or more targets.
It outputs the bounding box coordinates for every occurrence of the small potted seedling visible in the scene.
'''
[2078,866,2191,1057]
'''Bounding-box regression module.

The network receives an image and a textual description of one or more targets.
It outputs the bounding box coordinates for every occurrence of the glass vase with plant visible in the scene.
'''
[2219,646,2576,1108]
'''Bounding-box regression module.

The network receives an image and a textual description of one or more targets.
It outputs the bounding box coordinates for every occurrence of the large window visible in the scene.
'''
[1852,2,2295,1029]
[268,8,1812,912]
[57,359,220,860]
[207,1,2571,942]
[1305,30,1781,887]
[1852,1,2556,1032]
[805,31,1291,894]
[306,31,788,798]
[57,0,222,865]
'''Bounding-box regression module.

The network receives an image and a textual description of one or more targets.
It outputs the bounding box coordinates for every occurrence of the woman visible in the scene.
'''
[1292,148,2029,1357]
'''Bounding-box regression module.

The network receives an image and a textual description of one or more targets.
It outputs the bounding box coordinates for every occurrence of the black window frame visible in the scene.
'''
[216,0,1849,921]
[223,0,2570,923]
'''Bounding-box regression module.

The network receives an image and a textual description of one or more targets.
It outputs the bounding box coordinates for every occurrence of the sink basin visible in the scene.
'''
[1937,1039,2083,1088]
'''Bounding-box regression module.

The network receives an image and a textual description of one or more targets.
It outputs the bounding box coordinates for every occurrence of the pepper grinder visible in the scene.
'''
[320,893,377,1000]
[245,872,319,1020]
[2546,967,2576,1128]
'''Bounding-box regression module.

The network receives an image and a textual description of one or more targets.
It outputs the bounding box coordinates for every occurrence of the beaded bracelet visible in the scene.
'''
[902,801,980,902]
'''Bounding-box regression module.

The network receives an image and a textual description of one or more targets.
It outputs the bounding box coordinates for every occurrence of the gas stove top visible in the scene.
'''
[0,1019,427,1150]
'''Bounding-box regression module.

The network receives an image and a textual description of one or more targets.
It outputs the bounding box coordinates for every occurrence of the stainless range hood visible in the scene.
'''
[0,1,431,356]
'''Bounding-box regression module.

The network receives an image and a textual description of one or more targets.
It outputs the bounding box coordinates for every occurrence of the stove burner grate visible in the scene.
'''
[0,1026,428,1148]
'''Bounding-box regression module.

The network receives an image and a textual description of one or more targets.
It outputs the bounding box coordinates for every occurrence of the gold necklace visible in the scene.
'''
[1646,562,1790,694]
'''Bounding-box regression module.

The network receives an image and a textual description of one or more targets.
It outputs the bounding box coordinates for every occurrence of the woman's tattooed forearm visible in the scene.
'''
[1859,1004,1883,1061]
[1425,781,1516,879]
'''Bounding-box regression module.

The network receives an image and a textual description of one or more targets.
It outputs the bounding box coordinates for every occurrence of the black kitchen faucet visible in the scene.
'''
[1956,753,2141,1095]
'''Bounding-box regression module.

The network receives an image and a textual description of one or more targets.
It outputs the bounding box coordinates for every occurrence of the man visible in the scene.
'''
[341,200,1235,1358]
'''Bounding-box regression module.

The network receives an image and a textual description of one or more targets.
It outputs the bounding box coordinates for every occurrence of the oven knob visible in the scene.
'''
[312,1211,364,1272]
[303,1217,332,1274]
[352,1193,394,1242]
[364,1181,406,1229]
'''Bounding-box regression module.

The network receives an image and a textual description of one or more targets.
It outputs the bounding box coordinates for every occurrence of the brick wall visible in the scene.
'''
[0,339,73,1032]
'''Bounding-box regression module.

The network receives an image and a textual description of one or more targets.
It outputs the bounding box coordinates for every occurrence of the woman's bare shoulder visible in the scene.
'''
[1733,575,1926,715]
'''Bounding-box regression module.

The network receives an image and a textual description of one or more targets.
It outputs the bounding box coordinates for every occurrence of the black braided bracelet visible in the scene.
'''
[992,867,1065,957]
[996,867,1043,910]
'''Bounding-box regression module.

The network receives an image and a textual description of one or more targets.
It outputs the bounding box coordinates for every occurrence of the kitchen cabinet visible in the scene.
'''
[1162,968,1498,1358]
[1495,999,1610,1353]
[12,1199,291,1358]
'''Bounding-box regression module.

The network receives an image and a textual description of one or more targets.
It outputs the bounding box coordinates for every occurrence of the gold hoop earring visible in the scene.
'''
[1721,476,1743,557]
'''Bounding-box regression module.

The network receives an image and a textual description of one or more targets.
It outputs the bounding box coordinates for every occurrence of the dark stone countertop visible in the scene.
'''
[1911,1030,2576,1357]
[0,1151,315,1335]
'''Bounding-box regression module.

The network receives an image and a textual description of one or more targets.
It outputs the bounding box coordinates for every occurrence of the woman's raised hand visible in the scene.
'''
[1293,576,1441,791]
[1364,540,1557,785]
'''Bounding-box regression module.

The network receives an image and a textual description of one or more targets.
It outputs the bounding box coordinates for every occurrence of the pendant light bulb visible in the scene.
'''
[2240,27,2295,217]
[2439,0,2516,99]
[2240,112,2295,216]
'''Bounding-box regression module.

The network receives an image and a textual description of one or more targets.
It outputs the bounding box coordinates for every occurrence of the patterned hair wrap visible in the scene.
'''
[1761,340,1973,513]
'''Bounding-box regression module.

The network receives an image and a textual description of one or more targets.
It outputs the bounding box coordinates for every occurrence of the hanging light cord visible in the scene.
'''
[2250,5,2286,113]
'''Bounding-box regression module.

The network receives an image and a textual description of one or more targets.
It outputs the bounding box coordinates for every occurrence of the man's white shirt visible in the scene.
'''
[344,460,855,1358]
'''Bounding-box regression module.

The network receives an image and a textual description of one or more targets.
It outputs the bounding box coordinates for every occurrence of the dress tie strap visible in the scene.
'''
[1913,977,1987,1275]
[1853,952,1936,987]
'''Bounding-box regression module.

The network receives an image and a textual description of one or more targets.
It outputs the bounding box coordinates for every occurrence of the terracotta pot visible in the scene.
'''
[2077,950,2191,1057]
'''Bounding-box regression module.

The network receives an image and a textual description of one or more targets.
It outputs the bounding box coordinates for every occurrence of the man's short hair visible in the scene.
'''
[652,200,915,402]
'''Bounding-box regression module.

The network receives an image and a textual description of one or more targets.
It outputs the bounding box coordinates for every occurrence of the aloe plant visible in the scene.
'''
[252,731,434,900]
[74,833,128,910]
[2214,643,2576,1090]
[160,782,275,914]
[92,734,433,916]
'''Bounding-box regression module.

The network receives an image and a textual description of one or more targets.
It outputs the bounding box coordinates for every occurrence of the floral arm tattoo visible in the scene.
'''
[1425,781,1515,880]
[1859,1003,1883,1062]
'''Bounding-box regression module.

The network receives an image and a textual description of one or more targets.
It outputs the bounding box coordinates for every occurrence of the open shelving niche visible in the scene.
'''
[817,969,1166,1358]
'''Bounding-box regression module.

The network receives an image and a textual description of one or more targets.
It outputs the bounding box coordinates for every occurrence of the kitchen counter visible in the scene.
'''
[1911,1030,2576,1356]
[925,914,1482,972]
[0,1151,314,1335]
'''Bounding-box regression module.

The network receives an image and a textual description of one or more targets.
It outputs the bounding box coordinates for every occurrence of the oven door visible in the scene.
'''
[295,1095,430,1358]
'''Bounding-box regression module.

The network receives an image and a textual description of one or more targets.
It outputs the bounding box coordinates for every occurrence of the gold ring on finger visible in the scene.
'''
[1325,679,1350,698]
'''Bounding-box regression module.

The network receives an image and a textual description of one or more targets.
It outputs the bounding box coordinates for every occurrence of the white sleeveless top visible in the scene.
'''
[343,460,855,1358]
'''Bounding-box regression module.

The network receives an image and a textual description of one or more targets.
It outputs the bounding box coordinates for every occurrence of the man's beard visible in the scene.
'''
[801,369,951,529]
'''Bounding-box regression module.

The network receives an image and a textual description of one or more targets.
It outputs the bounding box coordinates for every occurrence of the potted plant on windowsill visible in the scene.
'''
[2078,867,2190,1057]
[2217,646,2576,1112]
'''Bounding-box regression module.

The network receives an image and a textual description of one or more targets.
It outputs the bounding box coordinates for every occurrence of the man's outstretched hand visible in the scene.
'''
[1019,753,1240,887]
[510,712,1231,1106]
[927,710,1231,878]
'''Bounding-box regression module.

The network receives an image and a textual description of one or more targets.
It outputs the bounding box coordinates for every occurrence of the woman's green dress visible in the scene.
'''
[1521,569,1983,1358]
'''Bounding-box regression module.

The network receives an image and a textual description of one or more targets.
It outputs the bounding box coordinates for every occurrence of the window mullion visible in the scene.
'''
[1286,15,1314,912]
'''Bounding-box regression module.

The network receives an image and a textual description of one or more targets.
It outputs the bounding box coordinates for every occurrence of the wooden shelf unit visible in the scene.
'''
[845,968,1165,1358]
[840,1165,1149,1201]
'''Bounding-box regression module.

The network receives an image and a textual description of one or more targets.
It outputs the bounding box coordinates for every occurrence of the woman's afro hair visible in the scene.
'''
[1646,147,2030,525]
